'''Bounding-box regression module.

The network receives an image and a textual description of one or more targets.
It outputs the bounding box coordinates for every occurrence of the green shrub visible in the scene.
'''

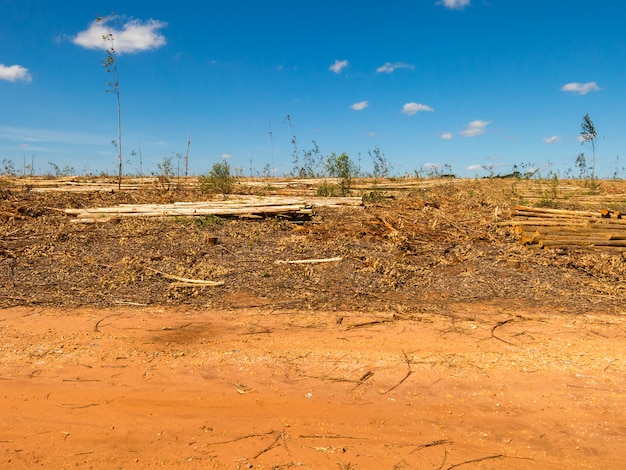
[325,152,358,196]
[316,181,338,197]
[199,161,235,197]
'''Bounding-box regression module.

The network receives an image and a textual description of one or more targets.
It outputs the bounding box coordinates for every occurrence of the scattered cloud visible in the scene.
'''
[440,132,453,140]
[401,102,434,115]
[0,125,102,144]
[466,164,484,172]
[376,62,415,73]
[221,154,233,160]
[438,0,470,10]
[561,81,600,95]
[350,101,369,111]
[459,120,491,137]
[72,16,167,54]
[367,132,379,138]
[329,59,348,74]
[543,135,561,144]
[0,64,32,82]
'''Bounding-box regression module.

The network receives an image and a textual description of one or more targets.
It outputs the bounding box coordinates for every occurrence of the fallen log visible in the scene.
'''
[539,238,626,248]
[514,205,601,218]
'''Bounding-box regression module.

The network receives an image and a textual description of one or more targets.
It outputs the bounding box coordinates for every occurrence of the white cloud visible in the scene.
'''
[367,132,379,138]
[440,132,453,140]
[561,81,601,95]
[329,59,348,74]
[0,64,32,82]
[438,0,470,10]
[423,163,441,169]
[73,16,167,54]
[466,164,485,171]
[221,154,233,160]
[459,120,491,137]
[376,62,415,73]
[350,101,369,111]
[543,135,561,144]
[401,102,434,115]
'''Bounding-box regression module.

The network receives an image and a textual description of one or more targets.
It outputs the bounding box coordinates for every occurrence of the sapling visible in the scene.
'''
[580,114,598,181]
[97,15,123,189]
[185,133,191,177]
[284,115,300,177]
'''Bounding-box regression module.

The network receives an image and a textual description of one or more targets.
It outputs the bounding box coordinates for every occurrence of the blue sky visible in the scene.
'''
[1,0,624,177]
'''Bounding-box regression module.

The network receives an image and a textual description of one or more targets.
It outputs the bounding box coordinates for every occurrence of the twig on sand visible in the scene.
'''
[352,370,374,390]
[491,319,515,345]
[346,318,395,330]
[382,350,413,395]
[445,454,506,469]
[253,430,287,459]
[94,313,123,332]
[409,439,452,454]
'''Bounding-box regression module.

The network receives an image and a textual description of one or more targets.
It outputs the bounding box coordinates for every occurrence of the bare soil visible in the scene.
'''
[1,178,626,468]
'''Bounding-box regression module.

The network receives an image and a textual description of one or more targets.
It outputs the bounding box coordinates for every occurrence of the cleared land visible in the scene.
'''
[1,177,625,468]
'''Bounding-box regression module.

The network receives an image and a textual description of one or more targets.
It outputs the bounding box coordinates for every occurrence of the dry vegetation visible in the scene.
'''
[2,176,626,313]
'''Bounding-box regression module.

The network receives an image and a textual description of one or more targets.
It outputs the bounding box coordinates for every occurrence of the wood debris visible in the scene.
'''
[499,205,626,252]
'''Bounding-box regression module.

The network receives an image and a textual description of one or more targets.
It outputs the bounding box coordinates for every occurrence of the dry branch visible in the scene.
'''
[146,267,224,286]
[274,257,343,265]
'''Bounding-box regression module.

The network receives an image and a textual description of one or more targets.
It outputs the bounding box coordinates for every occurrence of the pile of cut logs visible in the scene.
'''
[64,195,363,224]
[500,205,626,252]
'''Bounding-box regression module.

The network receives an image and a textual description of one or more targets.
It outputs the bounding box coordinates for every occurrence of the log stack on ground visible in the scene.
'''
[499,205,626,252]
[64,195,363,223]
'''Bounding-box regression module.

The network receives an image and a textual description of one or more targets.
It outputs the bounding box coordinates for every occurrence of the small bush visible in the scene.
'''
[316,181,338,197]
[325,152,358,196]
[195,214,224,227]
[199,161,235,197]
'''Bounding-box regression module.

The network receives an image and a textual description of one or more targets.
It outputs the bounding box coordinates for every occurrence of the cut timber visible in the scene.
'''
[498,220,587,228]
[539,239,626,248]
[65,195,363,223]
[514,205,600,218]
[506,205,626,253]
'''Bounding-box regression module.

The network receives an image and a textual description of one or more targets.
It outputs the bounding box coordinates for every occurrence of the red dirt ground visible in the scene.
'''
[1,303,625,469]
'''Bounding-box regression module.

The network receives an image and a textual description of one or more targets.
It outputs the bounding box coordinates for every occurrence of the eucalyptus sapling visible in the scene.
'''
[97,15,123,189]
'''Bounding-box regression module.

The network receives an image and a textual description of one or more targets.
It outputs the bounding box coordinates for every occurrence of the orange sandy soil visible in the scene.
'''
[1,303,625,469]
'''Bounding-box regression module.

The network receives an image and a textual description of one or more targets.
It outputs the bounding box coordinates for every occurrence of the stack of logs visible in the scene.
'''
[501,205,626,252]
[64,196,364,224]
